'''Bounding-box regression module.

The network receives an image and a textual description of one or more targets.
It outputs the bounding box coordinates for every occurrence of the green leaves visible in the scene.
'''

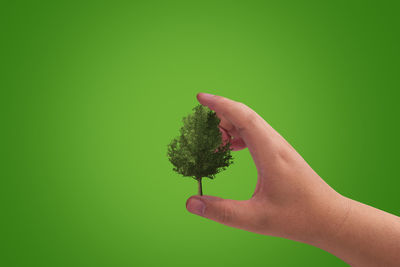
[167,104,234,181]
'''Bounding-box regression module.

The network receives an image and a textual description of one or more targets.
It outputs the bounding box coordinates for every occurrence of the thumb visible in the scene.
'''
[186,195,255,229]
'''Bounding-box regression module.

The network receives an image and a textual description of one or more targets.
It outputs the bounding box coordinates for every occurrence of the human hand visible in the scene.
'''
[186,93,400,267]
[186,93,349,243]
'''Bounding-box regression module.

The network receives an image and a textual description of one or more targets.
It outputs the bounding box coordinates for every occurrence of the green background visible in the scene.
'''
[2,1,399,266]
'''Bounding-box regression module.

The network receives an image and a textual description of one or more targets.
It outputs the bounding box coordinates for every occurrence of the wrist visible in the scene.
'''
[304,191,353,249]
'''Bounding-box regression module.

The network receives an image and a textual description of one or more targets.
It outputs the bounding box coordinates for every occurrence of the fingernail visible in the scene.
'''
[187,198,205,216]
[198,93,215,101]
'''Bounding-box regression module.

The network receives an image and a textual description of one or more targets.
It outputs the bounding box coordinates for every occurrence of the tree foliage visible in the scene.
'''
[167,104,234,181]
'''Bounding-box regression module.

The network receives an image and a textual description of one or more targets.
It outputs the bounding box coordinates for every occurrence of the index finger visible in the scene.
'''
[196,93,282,173]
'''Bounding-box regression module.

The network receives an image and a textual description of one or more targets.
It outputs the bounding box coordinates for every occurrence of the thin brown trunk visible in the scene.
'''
[197,177,203,196]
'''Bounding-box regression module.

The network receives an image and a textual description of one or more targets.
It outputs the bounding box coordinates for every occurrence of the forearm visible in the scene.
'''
[309,196,400,267]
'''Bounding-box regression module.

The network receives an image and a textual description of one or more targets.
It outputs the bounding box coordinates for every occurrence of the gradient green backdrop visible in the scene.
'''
[2,1,399,266]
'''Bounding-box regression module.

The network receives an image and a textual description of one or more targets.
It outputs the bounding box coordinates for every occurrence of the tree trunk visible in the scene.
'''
[197,177,203,196]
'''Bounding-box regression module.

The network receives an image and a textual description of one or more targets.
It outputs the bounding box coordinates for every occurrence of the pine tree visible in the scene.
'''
[167,104,234,196]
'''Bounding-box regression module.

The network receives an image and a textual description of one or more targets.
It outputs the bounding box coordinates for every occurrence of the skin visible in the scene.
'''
[186,92,400,267]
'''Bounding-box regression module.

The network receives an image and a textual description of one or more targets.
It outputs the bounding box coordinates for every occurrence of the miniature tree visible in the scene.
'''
[167,104,234,196]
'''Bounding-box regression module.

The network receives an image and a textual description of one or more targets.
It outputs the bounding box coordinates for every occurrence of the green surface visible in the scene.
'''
[1,1,399,266]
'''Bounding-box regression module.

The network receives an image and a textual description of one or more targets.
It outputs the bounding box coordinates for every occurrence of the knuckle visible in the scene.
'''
[237,108,258,133]
[217,204,234,224]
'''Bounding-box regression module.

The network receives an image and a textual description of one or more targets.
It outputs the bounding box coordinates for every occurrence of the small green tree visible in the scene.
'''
[167,104,234,196]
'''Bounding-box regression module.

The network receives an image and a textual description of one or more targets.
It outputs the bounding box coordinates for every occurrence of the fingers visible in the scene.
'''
[197,93,261,134]
[197,93,283,173]
[219,126,231,146]
[186,195,259,230]
[219,126,247,151]
[230,137,247,151]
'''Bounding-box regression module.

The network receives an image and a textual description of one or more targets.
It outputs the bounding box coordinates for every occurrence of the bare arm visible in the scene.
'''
[186,93,400,267]
[310,197,400,267]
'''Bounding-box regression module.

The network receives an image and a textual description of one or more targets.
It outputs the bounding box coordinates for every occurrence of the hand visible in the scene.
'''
[186,92,348,242]
[186,93,400,267]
